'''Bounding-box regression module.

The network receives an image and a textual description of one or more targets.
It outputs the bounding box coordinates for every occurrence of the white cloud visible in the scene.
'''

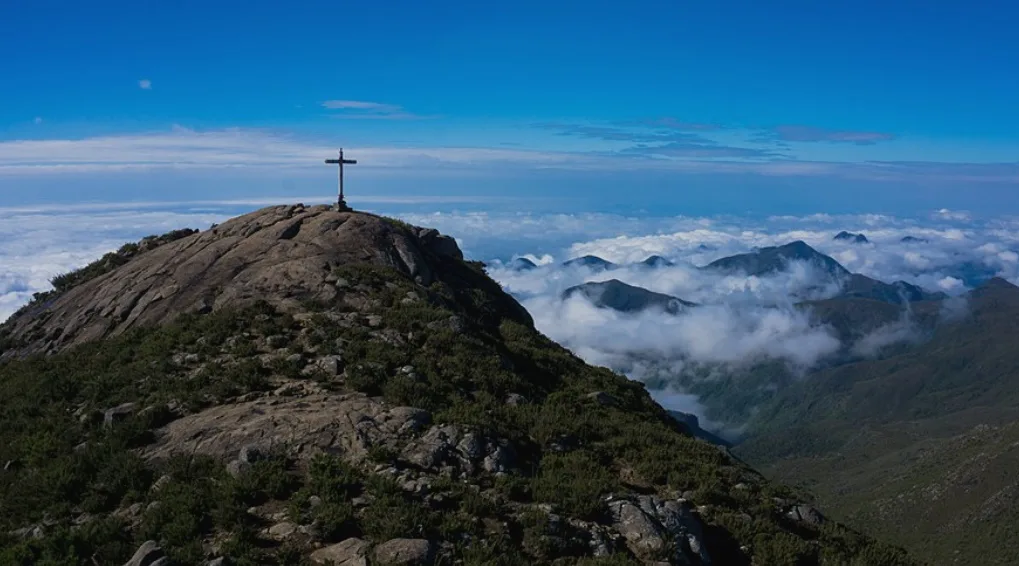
[0,128,596,175]
[322,100,400,111]
[139,79,152,90]
[0,206,228,322]
[321,99,425,120]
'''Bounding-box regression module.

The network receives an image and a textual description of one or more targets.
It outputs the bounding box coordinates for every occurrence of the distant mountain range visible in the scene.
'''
[557,241,947,316]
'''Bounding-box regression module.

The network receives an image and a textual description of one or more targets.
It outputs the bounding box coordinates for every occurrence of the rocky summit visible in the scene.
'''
[0,205,915,565]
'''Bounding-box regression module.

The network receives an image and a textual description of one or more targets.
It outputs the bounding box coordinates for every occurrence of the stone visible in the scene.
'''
[124,540,167,566]
[310,538,369,566]
[366,314,383,328]
[308,495,323,508]
[205,558,226,566]
[226,459,250,478]
[609,499,666,555]
[238,444,264,464]
[268,521,298,540]
[373,538,435,565]
[786,504,825,527]
[505,393,527,406]
[104,402,137,427]
[150,474,171,492]
[318,355,344,376]
[482,443,516,473]
[608,495,710,564]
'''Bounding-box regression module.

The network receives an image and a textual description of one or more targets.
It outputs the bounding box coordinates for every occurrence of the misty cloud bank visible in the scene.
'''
[470,210,1018,432]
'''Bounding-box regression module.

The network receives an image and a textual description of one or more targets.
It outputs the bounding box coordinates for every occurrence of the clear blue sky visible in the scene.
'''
[1,0,1018,215]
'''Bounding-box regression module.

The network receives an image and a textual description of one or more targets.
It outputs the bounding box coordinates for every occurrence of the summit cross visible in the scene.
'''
[325,148,357,211]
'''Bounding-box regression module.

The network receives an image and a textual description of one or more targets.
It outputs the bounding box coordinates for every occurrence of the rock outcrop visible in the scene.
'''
[2,204,521,357]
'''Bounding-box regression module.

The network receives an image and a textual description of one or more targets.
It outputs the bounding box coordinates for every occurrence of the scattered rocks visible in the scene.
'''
[401,425,516,476]
[310,538,369,566]
[123,540,168,566]
[373,538,435,565]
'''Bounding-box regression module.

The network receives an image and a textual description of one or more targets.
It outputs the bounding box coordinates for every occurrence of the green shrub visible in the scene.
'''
[530,451,618,520]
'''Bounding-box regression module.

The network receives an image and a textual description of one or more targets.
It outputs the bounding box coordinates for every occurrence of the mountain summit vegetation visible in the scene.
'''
[0,204,915,566]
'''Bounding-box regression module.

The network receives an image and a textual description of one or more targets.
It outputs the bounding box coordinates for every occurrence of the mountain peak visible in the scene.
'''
[1,204,527,357]
[640,255,675,268]
[834,231,869,244]
[563,279,695,314]
[563,255,616,270]
[507,256,538,271]
[706,240,850,278]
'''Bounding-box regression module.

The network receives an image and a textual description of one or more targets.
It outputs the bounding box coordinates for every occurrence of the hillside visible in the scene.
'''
[738,278,1019,565]
[0,205,916,566]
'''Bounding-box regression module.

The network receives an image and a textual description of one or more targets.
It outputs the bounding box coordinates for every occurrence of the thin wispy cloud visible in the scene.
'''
[766,125,896,145]
[321,99,425,120]
[623,141,783,160]
[536,123,710,144]
[626,117,724,131]
[33,117,43,125]
[138,79,152,90]
[1,128,1018,189]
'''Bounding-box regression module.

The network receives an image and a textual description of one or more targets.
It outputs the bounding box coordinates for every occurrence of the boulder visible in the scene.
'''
[123,540,168,566]
[373,538,435,565]
[608,495,710,565]
[786,504,825,527]
[104,402,137,427]
[310,538,368,566]
[267,521,298,540]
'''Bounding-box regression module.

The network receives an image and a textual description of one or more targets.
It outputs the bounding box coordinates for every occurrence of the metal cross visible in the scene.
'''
[325,148,357,210]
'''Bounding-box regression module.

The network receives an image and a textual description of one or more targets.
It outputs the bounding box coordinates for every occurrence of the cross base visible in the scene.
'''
[334,198,352,212]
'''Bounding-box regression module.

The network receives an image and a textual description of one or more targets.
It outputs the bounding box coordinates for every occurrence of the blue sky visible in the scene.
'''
[2,0,1018,215]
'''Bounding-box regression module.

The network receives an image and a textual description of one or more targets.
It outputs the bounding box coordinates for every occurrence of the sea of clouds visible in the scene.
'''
[3,202,1018,432]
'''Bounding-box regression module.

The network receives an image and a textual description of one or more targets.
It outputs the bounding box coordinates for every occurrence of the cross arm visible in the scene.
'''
[325,159,341,164]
